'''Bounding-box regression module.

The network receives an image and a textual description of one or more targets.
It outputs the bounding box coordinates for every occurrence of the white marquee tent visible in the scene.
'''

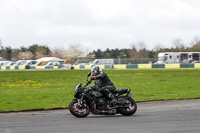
[36,57,65,62]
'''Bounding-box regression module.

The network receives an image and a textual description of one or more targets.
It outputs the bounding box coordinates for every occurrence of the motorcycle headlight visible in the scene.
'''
[75,83,82,92]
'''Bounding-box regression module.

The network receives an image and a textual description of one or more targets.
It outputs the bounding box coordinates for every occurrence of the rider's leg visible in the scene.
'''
[101,85,119,105]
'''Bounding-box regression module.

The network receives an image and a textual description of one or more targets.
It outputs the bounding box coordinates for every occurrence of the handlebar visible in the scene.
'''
[84,79,92,88]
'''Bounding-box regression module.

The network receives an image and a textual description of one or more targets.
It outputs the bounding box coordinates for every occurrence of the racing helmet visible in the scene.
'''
[91,65,102,76]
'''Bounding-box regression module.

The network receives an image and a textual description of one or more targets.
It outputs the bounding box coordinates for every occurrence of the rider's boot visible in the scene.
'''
[108,93,119,105]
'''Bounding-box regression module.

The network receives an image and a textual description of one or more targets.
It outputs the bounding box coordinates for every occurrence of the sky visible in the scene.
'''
[0,0,200,51]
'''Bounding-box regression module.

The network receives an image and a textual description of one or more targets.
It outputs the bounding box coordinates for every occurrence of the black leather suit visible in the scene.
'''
[91,71,116,97]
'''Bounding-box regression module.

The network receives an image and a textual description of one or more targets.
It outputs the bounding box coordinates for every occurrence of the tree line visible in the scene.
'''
[91,38,200,59]
[0,44,51,60]
[0,44,86,61]
[1,37,200,61]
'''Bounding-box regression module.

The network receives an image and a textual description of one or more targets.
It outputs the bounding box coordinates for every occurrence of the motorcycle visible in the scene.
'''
[69,72,137,118]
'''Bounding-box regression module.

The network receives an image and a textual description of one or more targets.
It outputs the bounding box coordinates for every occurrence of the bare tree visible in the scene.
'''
[153,44,165,51]
[191,41,200,52]
[172,38,185,51]
[153,43,165,56]
[50,47,66,59]
[128,44,137,58]
[18,51,34,60]
[64,44,87,59]
[190,36,200,47]
[35,51,44,59]
[129,41,149,58]
[137,41,147,51]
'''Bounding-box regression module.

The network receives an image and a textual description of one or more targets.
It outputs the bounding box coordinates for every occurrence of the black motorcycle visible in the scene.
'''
[69,72,137,118]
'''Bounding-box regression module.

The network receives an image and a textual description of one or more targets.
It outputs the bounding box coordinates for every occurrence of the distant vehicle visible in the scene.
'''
[31,61,49,66]
[14,60,37,66]
[0,61,15,66]
[44,62,60,67]
[89,59,114,65]
[77,63,89,65]
[181,59,196,64]
[157,52,200,64]
[191,60,200,64]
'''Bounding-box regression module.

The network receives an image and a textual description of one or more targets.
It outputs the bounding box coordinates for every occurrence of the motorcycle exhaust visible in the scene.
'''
[101,109,117,114]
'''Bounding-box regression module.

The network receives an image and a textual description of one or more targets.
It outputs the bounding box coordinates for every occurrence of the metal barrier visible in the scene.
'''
[0,64,200,70]
[0,66,59,70]
[70,64,200,69]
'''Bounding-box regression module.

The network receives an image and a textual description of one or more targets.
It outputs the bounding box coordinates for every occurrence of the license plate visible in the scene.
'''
[128,92,133,97]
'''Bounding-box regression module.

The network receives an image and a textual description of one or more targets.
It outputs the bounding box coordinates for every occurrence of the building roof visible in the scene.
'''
[36,57,64,62]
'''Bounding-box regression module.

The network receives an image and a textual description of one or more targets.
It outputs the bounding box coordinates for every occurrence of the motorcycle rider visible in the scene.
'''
[90,65,119,105]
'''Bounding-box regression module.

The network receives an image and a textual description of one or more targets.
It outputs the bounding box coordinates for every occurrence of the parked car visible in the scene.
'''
[0,61,15,66]
[44,62,60,67]
[14,60,37,66]
[181,59,195,64]
[31,61,49,66]
[13,60,38,69]
[191,60,200,64]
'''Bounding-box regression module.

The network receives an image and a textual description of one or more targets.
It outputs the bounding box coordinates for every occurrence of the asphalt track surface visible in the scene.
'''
[1,99,200,133]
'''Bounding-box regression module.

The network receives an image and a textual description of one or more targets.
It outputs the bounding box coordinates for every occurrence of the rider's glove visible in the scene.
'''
[90,76,96,80]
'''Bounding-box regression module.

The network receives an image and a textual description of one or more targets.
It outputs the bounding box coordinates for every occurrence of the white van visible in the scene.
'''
[157,52,200,64]
[89,59,114,65]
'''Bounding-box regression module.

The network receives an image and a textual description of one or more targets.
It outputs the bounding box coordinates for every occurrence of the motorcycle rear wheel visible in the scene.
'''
[69,99,90,118]
[117,97,137,116]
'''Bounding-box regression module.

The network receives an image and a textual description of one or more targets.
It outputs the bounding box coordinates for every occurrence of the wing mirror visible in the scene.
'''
[87,72,91,81]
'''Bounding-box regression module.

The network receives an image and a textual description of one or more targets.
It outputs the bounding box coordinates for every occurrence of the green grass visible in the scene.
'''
[0,69,200,112]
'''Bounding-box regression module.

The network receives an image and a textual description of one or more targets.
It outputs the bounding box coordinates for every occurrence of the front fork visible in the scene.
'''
[77,94,85,108]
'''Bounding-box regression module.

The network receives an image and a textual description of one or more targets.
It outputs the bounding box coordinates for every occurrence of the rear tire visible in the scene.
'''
[117,97,137,116]
[69,99,90,118]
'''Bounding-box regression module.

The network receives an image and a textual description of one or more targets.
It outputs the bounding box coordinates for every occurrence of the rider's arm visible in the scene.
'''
[92,72,106,80]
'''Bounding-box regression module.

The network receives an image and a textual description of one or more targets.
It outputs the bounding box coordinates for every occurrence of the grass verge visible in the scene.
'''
[0,69,200,112]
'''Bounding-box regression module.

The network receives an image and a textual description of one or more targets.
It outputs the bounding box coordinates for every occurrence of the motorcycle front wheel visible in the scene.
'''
[117,97,137,116]
[69,99,90,118]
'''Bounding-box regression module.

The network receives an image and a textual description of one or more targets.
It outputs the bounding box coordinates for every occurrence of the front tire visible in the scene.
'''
[117,97,137,116]
[69,99,90,118]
